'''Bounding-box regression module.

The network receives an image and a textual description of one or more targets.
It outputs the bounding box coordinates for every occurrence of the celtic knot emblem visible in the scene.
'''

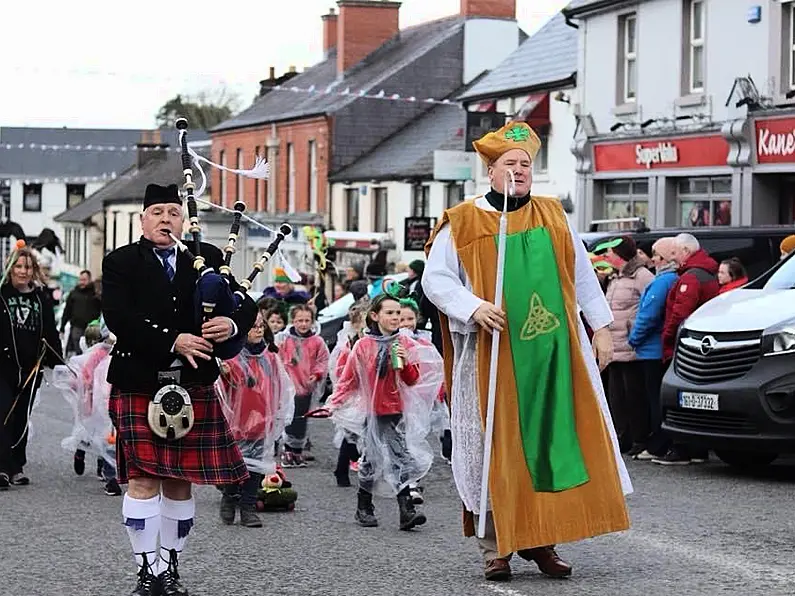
[520,293,560,341]
[504,126,530,142]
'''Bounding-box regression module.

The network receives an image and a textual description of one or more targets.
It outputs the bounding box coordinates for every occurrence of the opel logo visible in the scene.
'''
[700,335,716,355]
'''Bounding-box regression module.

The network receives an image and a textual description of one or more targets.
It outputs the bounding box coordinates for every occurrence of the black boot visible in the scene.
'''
[73,449,85,475]
[355,490,378,527]
[159,548,189,596]
[220,492,237,525]
[334,443,352,487]
[129,552,158,596]
[397,491,426,531]
[239,473,263,528]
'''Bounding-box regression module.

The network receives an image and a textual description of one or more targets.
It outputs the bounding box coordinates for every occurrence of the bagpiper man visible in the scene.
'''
[102,183,257,596]
[422,121,633,582]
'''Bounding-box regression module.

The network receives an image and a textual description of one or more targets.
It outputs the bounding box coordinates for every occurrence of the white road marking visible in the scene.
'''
[483,583,528,596]
[627,530,795,583]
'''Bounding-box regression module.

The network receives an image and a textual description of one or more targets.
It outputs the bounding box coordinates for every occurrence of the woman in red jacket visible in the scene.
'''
[322,284,443,532]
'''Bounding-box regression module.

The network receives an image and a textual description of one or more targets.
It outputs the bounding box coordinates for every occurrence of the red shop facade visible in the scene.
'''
[580,132,737,230]
[749,113,795,225]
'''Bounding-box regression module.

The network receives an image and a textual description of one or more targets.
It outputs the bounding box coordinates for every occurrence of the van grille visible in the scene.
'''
[664,408,758,435]
[674,331,762,384]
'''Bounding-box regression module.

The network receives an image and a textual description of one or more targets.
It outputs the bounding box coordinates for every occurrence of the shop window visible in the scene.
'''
[603,179,648,225]
[412,184,430,217]
[373,187,388,233]
[678,176,731,227]
[345,188,359,231]
[23,183,42,212]
[682,0,705,94]
[617,13,637,104]
[446,183,465,209]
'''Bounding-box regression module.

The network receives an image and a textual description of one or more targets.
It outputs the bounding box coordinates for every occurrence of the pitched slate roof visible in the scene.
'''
[211,16,466,132]
[0,127,209,179]
[329,103,466,182]
[457,11,577,101]
[54,146,211,224]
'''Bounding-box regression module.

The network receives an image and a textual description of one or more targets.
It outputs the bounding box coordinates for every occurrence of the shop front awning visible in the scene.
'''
[473,100,497,112]
[515,92,550,130]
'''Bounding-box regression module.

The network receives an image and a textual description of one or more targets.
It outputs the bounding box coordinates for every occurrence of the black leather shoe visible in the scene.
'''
[159,548,189,596]
[130,553,159,596]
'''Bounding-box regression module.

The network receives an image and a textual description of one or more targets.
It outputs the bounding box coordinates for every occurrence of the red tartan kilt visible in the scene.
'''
[109,384,249,486]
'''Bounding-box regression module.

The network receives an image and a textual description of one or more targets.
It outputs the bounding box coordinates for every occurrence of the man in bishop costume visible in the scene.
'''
[422,121,632,581]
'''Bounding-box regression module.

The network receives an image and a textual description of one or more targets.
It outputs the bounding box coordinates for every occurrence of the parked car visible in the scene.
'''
[659,250,795,469]
[584,225,795,281]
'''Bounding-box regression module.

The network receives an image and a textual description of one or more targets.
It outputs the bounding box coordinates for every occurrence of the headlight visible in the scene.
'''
[761,323,795,356]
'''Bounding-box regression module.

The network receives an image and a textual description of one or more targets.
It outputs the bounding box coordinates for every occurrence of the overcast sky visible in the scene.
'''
[0,0,569,129]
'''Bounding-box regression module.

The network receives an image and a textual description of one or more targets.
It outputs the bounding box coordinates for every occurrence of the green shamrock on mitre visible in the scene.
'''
[504,125,530,142]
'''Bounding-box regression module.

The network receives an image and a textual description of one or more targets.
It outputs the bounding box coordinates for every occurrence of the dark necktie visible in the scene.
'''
[155,247,176,282]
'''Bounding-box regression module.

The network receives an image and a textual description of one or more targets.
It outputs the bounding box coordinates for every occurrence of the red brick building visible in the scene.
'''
[210,0,523,226]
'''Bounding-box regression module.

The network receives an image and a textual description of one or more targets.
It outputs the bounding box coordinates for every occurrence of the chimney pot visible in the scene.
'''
[269,66,275,79]
[322,7,339,58]
[289,65,297,73]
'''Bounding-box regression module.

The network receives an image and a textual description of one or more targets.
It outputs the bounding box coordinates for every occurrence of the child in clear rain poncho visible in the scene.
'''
[319,283,443,531]
[398,298,450,506]
[218,311,296,528]
[276,304,329,468]
[328,299,370,487]
[53,318,121,496]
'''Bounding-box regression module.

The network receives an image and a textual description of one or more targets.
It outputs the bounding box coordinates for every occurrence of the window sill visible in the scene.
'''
[675,93,706,108]
[612,102,638,116]
[771,92,795,107]
[533,172,550,183]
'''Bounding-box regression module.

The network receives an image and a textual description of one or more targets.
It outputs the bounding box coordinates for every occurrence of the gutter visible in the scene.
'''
[563,0,632,20]
[210,111,329,135]
[458,74,577,105]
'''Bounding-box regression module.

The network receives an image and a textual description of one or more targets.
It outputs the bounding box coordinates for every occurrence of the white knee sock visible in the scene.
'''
[122,494,161,573]
[159,496,195,574]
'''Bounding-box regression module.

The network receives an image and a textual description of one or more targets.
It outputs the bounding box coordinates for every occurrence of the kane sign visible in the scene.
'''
[755,118,795,163]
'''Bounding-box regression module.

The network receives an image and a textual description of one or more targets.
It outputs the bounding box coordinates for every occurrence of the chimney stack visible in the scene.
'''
[136,130,168,169]
[460,0,516,19]
[322,8,338,57]
[337,0,401,75]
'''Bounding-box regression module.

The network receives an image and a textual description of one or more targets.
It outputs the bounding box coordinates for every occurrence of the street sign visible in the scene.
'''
[404,217,433,252]
[433,150,477,181]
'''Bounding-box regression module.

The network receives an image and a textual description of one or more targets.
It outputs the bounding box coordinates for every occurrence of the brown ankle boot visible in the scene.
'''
[484,558,512,581]
[518,545,572,578]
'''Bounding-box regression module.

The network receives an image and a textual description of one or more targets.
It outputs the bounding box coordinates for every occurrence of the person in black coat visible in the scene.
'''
[101,183,257,596]
[0,246,61,490]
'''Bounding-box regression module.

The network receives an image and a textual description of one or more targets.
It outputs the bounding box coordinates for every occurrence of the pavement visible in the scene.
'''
[3,379,795,596]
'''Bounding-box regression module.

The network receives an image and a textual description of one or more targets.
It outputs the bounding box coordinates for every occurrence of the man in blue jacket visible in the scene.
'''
[628,237,678,460]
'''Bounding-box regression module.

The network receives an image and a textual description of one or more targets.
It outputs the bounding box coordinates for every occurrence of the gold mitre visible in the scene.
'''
[473,121,541,165]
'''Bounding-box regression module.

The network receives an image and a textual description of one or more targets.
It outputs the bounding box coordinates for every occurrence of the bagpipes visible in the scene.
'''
[169,117,293,360]
[147,118,291,441]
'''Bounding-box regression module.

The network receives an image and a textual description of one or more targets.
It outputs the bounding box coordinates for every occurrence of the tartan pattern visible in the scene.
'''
[109,384,249,485]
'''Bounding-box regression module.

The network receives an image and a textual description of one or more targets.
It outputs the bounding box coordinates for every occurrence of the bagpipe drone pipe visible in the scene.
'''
[171,117,292,360]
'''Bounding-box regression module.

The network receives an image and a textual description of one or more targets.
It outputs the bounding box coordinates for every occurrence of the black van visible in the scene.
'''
[583,225,795,281]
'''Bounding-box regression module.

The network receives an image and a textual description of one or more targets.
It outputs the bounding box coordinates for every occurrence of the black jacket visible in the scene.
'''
[0,283,61,390]
[60,285,101,332]
[101,238,258,393]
